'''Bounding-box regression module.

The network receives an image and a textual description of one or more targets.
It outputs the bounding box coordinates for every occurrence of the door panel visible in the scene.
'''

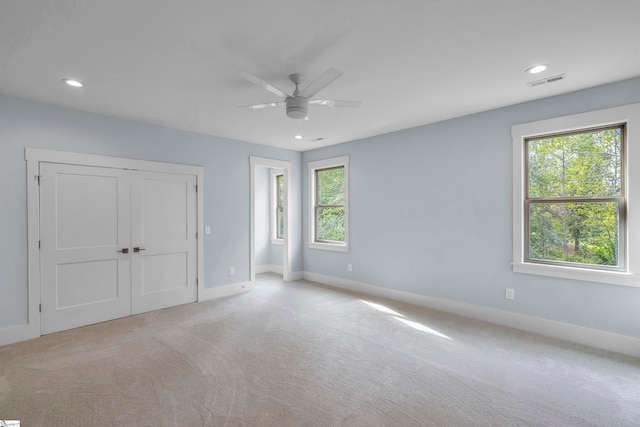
[55,173,119,248]
[142,252,188,293]
[40,164,131,334]
[131,171,197,314]
[56,259,119,307]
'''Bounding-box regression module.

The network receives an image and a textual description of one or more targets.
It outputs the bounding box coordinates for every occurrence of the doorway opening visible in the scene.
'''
[250,157,292,282]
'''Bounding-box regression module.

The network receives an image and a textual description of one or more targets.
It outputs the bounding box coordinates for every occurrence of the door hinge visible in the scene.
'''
[39,304,41,313]
[36,175,41,185]
[39,240,41,249]
[195,185,198,193]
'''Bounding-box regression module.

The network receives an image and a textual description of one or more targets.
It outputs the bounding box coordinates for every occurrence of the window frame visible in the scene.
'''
[524,124,626,271]
[512,103,640,286]
[308,155,349,252]
[270,169,284,245]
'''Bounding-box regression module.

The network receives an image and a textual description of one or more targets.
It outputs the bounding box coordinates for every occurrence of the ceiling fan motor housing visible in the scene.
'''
[286,96,308,119]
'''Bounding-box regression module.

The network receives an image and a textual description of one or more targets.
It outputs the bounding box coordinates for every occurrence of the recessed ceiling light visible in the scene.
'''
[294,135,303,140]
[62,79,83,88]
[525,65,548,74]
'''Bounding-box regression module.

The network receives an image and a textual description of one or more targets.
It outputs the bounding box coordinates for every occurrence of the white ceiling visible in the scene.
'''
[1,1,639,152]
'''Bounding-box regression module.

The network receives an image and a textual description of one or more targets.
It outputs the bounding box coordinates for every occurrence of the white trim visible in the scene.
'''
[198,281,254,301]
[302,271,640,358]
[308,155,350,252]
[512,103,640,286]
[24,148,205,340]
[0,324,39,347]
[308,241,349,252]
[270,168,284,242]
[512,262,640,286]
[288,271,304,281]
[25,148,202,175]
[255,264,283,274]
[250,156,293,281]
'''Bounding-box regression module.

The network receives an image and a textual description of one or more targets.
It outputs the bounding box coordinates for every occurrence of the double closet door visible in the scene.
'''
[39,163,198,334]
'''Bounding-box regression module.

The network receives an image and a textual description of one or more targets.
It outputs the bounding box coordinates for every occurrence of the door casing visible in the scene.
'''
[25,148,204,338]
[249,156,293,281]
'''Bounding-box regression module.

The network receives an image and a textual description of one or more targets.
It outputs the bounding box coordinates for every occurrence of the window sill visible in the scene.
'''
[512,262,640,287]
[271,238,283,246]
[308,242,349,253]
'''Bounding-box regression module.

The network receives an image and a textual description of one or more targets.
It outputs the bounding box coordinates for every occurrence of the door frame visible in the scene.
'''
[25,148,204,338]
[249,156,292,281]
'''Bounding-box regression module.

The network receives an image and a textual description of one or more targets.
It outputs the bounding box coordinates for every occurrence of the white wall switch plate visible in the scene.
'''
[204,225,211,235]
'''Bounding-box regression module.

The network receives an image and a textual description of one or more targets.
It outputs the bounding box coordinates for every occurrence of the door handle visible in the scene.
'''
[133,247,146,253]
[117,248,129,254]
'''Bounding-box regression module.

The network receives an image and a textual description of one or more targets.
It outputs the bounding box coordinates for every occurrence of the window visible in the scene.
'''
[269,170,284,244]
[512,103,640,286]
[275,173,284,240]
[309,156,349,251]
[526,125,624,269]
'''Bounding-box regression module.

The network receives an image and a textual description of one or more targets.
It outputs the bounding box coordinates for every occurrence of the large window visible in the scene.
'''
[525,125,624,269]
[309,156,349,251]
[512,103,640,286]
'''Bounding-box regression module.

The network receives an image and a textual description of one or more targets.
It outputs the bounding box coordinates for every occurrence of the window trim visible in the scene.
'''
[524,124,626,271]
[270,169,284,245]
[512,103,640,286]
[308,155,349,252]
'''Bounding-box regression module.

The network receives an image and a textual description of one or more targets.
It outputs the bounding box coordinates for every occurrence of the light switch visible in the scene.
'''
[204,225,211,235]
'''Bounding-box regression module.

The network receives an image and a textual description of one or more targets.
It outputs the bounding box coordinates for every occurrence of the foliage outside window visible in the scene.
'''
[525,125,624,270]
[309,156,349,252]
[275,174,284,240]
[315,166,345,242]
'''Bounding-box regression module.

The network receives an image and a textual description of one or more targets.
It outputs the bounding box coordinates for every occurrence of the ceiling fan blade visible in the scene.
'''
[238,70,289,98]
[309,99,361,108]
[300,67,343,98]
[238,101,286,110]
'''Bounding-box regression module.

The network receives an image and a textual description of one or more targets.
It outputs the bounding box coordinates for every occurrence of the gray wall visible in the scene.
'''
[271,240,283,267]
[3,77,640,339]
[0,95,302,328]
[302,77,640,339]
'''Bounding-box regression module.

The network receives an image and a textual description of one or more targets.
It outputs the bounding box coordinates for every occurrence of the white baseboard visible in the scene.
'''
[302,272,640,359]
[256,264,283,275]
[287,271,304,281]
[254,266,303,282]
[198,281,254,302]
[0,322,39,347]
[1,282,253,348]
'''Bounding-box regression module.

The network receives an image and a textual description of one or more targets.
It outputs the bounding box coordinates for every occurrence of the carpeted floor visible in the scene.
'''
[1,273,639,426]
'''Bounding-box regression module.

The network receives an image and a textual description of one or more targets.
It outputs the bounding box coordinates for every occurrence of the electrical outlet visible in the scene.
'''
[347,264,353,272]
[228,267,235,276]
[505,288,515,301]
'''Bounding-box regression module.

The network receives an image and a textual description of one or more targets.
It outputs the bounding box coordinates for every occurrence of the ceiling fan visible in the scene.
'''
[238,67,360,119]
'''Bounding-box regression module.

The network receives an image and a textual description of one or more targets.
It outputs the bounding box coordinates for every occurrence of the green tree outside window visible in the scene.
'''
[526,125,624,267]
[315,166,345,242]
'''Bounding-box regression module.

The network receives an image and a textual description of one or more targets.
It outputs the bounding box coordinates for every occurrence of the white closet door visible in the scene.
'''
[40,163,132,334]
[130,171,198,314]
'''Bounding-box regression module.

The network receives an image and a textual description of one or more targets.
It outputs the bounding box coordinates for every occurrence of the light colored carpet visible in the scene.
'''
[1,273,639,426]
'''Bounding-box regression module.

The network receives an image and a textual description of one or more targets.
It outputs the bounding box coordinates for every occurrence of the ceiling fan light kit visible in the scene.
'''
[286,96,308,119]
[238,68,360,120]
